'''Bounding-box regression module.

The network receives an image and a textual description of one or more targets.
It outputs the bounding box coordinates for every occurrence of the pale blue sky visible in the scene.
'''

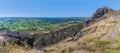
[0,0,119,17]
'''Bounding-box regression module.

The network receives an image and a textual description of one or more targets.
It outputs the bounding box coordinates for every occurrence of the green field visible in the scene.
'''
[0,17,85,32]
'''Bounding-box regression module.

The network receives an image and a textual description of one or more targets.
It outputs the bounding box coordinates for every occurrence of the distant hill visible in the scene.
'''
[0,17,85,32]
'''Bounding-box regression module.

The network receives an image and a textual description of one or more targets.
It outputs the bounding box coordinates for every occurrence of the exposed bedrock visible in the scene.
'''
[0,31,34,48]
[33,23,83,48]
[84,7,117,27]
[0,22,83,49]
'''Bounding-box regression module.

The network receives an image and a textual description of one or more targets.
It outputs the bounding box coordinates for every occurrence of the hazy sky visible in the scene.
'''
[0,0,119,17]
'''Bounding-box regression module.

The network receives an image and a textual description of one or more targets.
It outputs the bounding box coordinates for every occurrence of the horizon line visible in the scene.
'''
[0,16,89,18]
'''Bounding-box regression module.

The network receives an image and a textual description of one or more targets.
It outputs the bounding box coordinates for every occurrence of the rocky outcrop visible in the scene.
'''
[84,7,117,27]
[0,22,83,49]
[0,31,34,48]
[33,23,83,48]
[0,35,5,46]
[92,7,108,19]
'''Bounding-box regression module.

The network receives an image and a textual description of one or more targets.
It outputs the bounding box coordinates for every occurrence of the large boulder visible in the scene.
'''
[0,35,5,46]
[92,7,108,19]
[0,31,34,48]
[84,7,116,27]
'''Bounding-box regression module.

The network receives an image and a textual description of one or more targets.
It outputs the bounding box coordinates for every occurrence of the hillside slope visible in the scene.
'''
[44,7,120,53]
[1,7,120,53]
